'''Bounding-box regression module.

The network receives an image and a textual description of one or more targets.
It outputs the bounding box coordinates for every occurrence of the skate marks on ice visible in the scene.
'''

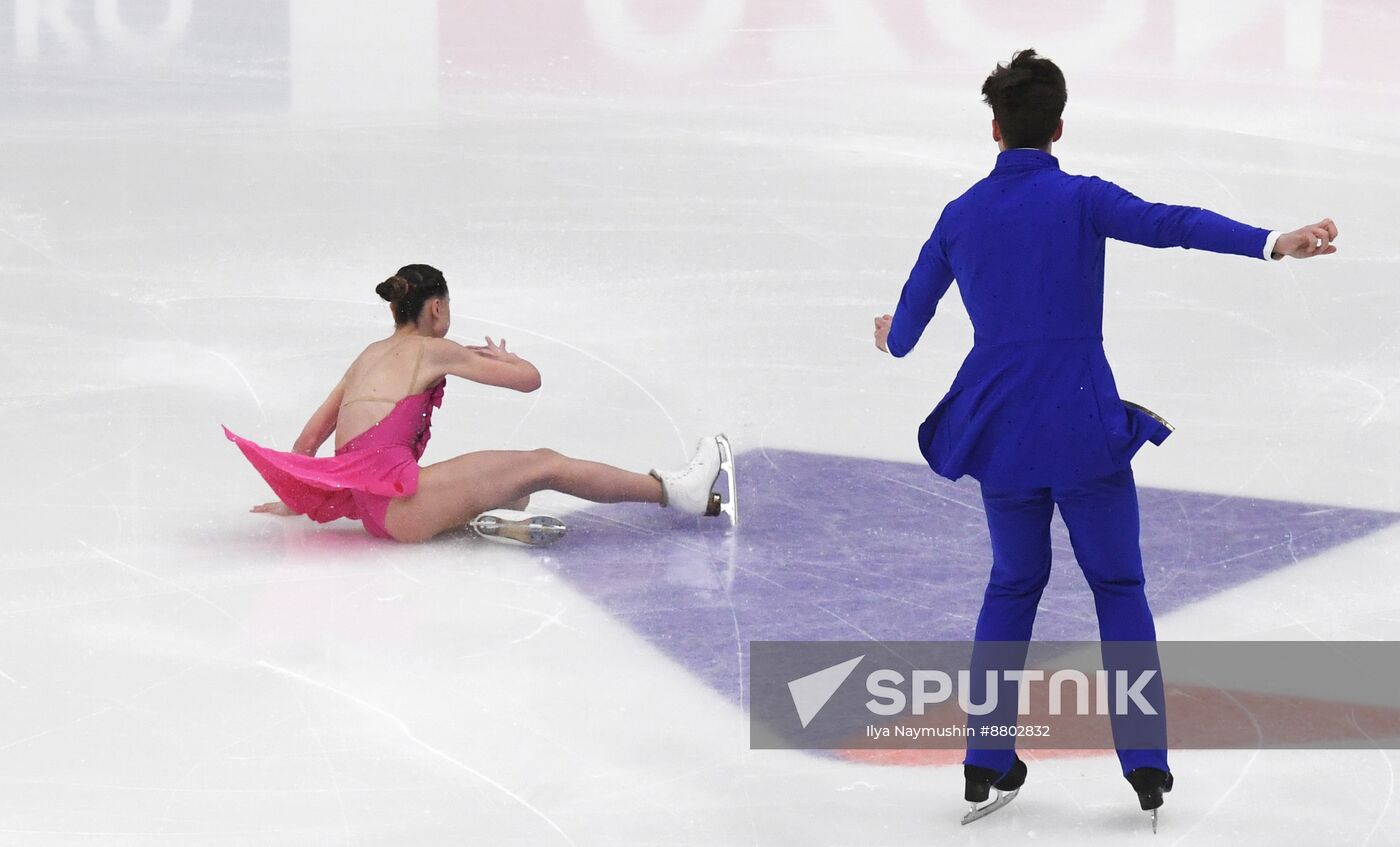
[546,449,1400,706]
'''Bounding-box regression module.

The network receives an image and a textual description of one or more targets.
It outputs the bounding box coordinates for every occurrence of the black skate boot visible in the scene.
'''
[1126,767,1174,833]
[961,757,1027,825]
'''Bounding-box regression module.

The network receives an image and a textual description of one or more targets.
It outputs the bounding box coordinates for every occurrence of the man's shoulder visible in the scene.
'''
[1058,168,1115,191]
[939,181,982,217]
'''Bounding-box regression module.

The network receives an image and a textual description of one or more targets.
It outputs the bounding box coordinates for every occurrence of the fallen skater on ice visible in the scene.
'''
[223,264,736,545]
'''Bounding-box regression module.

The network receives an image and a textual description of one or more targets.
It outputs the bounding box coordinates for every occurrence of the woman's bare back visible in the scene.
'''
[335,335,439,449]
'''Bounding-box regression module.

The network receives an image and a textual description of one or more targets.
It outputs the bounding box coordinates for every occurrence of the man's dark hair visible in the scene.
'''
[981,48,1067,150]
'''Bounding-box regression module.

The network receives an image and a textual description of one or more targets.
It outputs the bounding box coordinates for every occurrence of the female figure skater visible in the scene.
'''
[224,264,736,545]
[873,49,1336,829]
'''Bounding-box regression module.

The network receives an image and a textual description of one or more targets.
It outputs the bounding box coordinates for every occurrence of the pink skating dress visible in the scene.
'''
[223,344,445,540]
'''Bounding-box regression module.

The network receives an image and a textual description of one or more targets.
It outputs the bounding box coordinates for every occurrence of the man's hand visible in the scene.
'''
[874,314,893,353]
[1272,219,1338,259]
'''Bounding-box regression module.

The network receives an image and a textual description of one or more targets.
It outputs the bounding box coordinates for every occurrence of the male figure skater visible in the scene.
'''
[873,48,1337,827]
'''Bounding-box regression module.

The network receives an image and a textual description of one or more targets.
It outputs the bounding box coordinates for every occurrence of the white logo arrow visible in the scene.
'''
[788,655,864,728]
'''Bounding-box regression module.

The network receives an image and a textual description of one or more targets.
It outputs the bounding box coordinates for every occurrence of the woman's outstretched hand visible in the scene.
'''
[453,336,542,392]
[1272,219,1339,259]
[874,314,893,353]
[465,336,519,362]
[251,501,295,516]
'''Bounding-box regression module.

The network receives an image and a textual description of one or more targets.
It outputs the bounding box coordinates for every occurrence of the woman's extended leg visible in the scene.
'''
[385,448,662,542]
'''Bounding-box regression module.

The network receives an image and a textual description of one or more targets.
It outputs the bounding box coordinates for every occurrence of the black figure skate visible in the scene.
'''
[961,757,1027,825]
[1126,767,1174,834]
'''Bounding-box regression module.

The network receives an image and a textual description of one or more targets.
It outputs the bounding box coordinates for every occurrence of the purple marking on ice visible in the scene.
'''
[548,449,1399,705]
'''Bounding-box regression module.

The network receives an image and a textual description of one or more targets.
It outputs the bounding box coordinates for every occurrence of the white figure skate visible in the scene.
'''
[650,434,738,527]
[469,510,568,546]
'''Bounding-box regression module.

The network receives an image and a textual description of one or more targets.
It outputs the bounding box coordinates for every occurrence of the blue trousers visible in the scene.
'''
[962,467,1169,777]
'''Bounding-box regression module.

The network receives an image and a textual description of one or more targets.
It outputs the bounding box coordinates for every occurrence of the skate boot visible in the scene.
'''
[650,434,738,526]
[469,510,567,546]
[961,757,1026,825]
[1126,767,1174,834]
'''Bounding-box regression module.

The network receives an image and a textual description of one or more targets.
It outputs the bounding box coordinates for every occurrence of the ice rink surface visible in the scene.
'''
[2,1,1398,844]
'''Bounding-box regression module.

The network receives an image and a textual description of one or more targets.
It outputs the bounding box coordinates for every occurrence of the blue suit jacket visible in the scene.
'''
[889,148,1270,487]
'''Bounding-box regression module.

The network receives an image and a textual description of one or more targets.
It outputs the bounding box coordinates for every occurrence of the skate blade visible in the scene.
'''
[960,788,1018,825]
[712,433,738,528]
[1151,808,1158,835]
[470,514,568,547]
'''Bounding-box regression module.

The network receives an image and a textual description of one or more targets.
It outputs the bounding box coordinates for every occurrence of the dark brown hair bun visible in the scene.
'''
[376,275,411,302]
[378,265,449,326]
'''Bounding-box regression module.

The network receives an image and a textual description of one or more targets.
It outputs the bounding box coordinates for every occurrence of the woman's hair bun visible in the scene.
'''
[376,275,411,302]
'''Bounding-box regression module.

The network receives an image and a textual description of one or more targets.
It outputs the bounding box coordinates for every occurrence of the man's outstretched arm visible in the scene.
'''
[1087,177,1338,262]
